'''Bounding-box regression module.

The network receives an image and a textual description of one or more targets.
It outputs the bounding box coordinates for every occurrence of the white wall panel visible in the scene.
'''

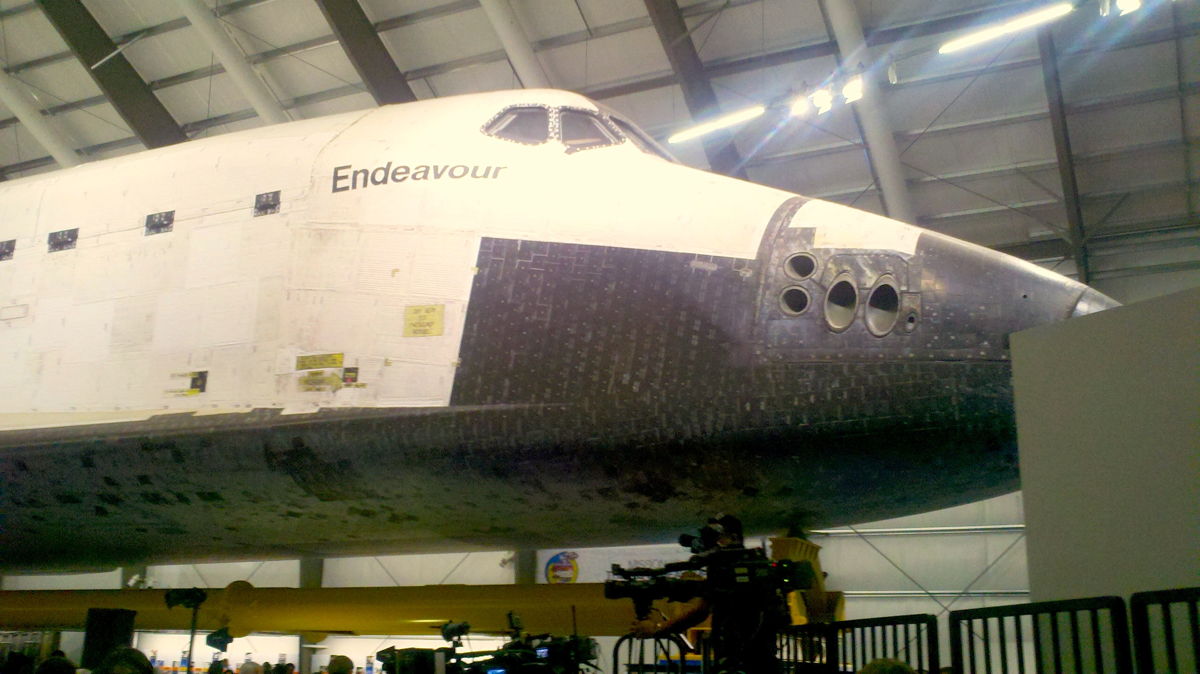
[322,552,515,587]
[1,569,121,590]
[147,561,300,589]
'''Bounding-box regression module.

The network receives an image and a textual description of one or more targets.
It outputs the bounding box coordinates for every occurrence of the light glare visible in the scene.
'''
[811,88,834,115]
[789,96,812,117]
[667,105,766,144]
[842,76,864,103]
[1116,0,1141,14]
[939,3,1074,54]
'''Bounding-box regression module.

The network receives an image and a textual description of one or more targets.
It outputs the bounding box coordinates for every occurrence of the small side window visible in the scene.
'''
[48,228,78,252]
[560,110,617,152]
[145,210,175,235]
[484,106,549,144]
[0,239,14,261]
[254,191,280,217]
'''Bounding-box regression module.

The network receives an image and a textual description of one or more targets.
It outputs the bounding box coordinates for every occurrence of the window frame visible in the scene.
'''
[481,104,553,146]
[556,106,621,154]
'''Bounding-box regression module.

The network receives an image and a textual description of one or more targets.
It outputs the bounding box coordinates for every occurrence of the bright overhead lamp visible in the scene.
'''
[1115,0,1142,14]
[667,105,766,144]
[810,88,834,115]
[939,2,1074,54]
[841,76,864,103]
[789,96,812,117]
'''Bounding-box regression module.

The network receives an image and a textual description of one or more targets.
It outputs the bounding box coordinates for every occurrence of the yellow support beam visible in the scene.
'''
[0,582,638,638]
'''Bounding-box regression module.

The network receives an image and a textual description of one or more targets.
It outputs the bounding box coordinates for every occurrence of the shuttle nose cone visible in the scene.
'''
[1071,286,1121,317]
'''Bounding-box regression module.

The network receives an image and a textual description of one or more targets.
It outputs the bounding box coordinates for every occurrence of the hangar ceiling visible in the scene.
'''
[0,0,1195,300]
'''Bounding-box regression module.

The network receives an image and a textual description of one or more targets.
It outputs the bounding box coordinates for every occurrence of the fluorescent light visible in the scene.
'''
[811,88,834,115]
[842,76,864,103]
[790,96,812,117]
[1116,0,1141,14]
[667,105,765,144]
[939,3,1074,54]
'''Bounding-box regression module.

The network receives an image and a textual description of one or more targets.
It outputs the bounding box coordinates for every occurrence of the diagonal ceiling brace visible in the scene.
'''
[35,0,187,148]
[313,0,417,105]
[1037,27,1090,284]
[642,0,745,177]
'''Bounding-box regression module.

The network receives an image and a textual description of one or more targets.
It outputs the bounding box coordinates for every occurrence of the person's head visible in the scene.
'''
[326,656,353,674]
[36,658,75,674]
[3,653,35,674]
[93,648,152,674]
[710,514,744,548]
[48,653,65,661]
[859,659,916,674]
[239,663,262,674]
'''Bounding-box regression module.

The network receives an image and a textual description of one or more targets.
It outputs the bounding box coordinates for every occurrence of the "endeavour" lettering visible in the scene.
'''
[331,162,507,193]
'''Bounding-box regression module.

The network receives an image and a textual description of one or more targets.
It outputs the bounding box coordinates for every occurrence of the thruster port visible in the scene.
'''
[779,286,810,315]
[824,275,857,332]
[865,277,900,336]
[784,253,817,280]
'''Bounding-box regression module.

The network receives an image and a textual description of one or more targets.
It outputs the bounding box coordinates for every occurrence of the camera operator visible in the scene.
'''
[629,515,791,674]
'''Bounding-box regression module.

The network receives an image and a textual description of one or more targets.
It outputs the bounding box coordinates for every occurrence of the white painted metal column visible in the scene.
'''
[820,0,915,224]
[478,0,551,88]
[172,0,290,124]
[0,68,80,168]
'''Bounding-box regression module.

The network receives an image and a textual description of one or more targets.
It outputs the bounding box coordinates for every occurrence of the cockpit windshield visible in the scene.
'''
[482,103,678,163]
[560,109,618,151]
[484,106,550,144]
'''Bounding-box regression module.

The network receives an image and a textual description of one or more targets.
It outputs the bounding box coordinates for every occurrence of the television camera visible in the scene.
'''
[375,612,597,674]
[604,523,814,620]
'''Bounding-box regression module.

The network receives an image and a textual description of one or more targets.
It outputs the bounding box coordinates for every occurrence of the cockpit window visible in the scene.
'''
[609,116,677,162]
[560,109,618,152]
[484,106,550,144]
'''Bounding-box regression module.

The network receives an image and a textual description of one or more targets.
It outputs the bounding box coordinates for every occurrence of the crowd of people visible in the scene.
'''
[2,651,359,674]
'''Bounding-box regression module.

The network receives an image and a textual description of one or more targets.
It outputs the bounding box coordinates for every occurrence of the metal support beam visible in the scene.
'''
[34,0,186,148]
[478,0,551,88]
[171,0,290,125]
[1038,27,1090,284]
[0,67,80,168]
[313,0,416,105]
[298,557,323,674]
[513,550,538,585]
[642,0,745,176]
[819,0,915,223]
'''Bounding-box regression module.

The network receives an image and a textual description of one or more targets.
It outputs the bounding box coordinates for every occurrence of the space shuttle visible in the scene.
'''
[0,89,1118,572]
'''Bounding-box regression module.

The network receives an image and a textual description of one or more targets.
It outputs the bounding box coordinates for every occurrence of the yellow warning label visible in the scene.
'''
[404,304,444,337]
[296,353,344,370]
[299,370,343,392]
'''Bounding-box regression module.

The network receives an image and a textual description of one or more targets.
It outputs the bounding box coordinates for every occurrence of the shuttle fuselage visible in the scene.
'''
[0,90,1116,570]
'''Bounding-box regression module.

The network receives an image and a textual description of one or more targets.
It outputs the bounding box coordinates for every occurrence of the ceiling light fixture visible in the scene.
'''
[811,88,834,115]
[842,76,864,103]
[938,2,1074,54]
[667,105,766,144]
[790,96,812,117]
[1115,0,1142,14]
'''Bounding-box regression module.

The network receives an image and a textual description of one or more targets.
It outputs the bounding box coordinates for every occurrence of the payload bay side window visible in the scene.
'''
[484,106,550,144]
[559,109,618,152]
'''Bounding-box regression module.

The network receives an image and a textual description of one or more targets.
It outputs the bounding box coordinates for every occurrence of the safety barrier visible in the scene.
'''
[778,613,940,673]
[950,596,1132,673]
[1130,587,1199,674]
[612,633,695,673]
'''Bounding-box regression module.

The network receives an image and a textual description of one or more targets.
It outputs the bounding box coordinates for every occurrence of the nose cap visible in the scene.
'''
[1071,286,1121,317]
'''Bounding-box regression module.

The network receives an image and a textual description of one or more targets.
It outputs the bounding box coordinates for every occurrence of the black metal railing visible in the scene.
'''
[1130,587,1199,674]
[950,596,1132,673]
[779,613,939,673]
[613,634,696,673]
